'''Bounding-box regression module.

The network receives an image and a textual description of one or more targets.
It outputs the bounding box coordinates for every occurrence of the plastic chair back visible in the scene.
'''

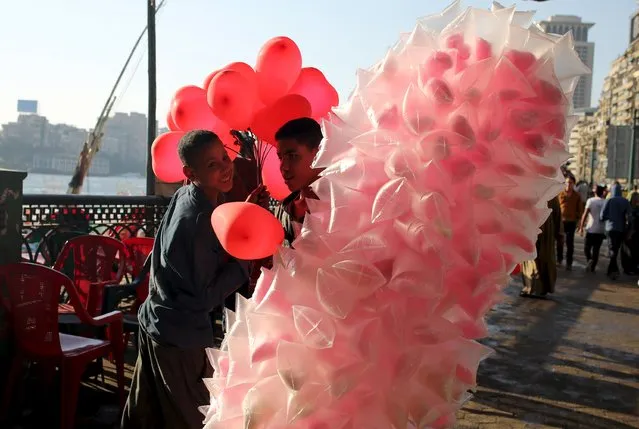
[123,237,153,304]
[54,236,126,316]
[0,263,71,357]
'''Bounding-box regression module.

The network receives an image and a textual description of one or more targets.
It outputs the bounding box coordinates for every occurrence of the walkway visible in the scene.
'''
[8,241,639,428]
[457,236,639,428]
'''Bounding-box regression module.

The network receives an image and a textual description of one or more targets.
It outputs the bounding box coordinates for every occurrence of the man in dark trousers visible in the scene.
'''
[121,130,267,429]
[557,175,584,270]
[601,182,631,280]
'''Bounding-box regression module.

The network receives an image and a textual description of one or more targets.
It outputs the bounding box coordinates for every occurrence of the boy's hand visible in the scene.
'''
[246,185,271,208]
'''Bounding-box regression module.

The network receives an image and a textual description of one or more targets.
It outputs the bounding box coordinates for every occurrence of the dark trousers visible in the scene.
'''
[557,221,577,266]
[121,331,213,429]
[584,232,605,271]
[607,231,624,276]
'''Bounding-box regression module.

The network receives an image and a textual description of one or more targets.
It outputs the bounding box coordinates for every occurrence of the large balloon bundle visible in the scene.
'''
[152,37,339,189]
[201,1,589,428]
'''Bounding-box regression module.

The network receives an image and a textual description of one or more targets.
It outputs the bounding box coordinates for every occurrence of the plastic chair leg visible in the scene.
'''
[60,361,84,429]
[0,354,23,421]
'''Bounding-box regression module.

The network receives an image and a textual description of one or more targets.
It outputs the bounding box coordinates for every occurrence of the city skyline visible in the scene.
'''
[0,111,154,176]
[1,0,636,130]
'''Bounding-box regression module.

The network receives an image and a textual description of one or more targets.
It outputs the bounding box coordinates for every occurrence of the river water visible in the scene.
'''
[23,173,147,196]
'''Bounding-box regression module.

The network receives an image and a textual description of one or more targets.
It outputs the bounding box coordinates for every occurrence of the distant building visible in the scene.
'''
[538,15,595,109]
[568,108,598,182]
[2,114,50,147]
[0,111,149,175]
[631,7,639,44]
[571,5,639,185]
[101,112,147,163]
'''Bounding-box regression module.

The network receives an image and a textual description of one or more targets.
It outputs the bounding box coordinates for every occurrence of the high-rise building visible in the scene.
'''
[539,15,595,110]
[570,4,639,185]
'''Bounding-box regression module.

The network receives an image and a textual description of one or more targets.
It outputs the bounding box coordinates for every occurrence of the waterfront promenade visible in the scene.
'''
[457,236,639,428]
[8,237,639,429]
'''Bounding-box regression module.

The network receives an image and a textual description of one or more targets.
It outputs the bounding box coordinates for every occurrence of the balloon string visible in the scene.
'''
[225,145,240,156]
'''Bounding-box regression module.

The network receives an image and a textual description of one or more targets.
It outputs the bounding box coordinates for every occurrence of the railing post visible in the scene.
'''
[0,169,27,387]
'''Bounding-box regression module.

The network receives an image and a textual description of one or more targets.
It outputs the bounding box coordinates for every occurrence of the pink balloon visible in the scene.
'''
[207,70,256,130]
[260,145,289,201]
[151,131,186,183]
[170,86,220,131]
[288,67,339,120]
[251,94,312,145]
[255,36,302,105]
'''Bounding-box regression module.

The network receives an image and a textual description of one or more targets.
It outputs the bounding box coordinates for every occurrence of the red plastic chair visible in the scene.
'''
[0,262,125,429]
[123,237,154,307]
[53,235,127,317]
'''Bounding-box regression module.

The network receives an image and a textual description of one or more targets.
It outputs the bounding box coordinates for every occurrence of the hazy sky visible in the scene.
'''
[1,0,636,130]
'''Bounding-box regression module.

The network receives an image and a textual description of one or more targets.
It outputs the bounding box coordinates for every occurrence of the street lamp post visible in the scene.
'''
[629,108,638,189]
[590,137,596,187]
[146,0,157,196]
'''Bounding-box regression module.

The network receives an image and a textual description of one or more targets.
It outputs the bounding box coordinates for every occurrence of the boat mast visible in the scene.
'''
[66,0,167,194]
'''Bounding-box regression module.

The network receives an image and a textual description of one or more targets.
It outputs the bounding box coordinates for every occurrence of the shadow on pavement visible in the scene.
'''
[462,236,639,427]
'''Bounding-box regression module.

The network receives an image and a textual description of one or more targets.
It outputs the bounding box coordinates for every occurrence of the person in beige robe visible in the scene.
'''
[521,196,563,298]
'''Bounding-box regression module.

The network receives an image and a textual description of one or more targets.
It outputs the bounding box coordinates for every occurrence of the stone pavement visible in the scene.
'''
[7,239,638,429]
[456,236,639,428]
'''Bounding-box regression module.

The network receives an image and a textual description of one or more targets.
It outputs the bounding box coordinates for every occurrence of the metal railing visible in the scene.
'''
[21,194,170,263]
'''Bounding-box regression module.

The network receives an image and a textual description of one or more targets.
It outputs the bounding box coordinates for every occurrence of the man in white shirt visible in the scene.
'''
[578,185,607,273]
[576,180,589,203]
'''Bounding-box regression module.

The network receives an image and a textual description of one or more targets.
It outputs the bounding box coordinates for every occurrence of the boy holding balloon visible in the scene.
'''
[122,130,269,429]
[273,117,324,246]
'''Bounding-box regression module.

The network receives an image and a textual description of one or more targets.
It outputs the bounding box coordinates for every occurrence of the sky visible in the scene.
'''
[1,0,637,130]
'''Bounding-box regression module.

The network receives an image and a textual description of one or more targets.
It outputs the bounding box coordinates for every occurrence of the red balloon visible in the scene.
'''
[166,110,180,131]
[173,85,203,103]
[207,70,256,130]
[211,120,238,161]
[260,145,289,201]
[170,86,220,131]
[203,70,222,92]
[224,62,257,85]
[225,62,261,111]
[255,36,302,105]
[151,131,186,183]
[289,67,339,120]
[211,202,284,259]
[251,94,312,144]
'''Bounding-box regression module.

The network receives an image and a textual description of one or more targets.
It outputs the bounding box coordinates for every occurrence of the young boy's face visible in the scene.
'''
[277,138,320,193]
[183,140,234,193]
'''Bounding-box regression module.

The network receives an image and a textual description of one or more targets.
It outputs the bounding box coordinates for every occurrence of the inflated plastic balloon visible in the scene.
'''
[211,202,284,260]
[172,85,204,104]
[260,145,289,201]
[289,67,339,120]
[203,1,590,428]
[167,111,179,131]
[171,86,220,131]
[203,70,221,92]
[151,131,185,183]
[256,36,303,105]
[207,70,256,130]
[251,94,312,144]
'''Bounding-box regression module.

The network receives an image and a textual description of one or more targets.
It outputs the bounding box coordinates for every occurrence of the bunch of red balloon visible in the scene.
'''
[151,36,339,200]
